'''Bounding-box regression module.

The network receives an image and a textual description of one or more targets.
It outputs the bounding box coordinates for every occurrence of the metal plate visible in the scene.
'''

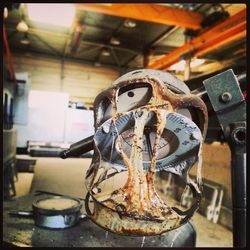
[95,111,201,172]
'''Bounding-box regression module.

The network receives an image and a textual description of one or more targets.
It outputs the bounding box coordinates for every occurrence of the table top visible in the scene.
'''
[3,194,195,247]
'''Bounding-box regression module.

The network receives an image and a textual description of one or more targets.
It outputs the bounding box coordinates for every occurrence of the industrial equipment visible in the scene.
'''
[203,69,246,247]
[59,69,207,245]
[84,69,207,236]
[60,68,246,247]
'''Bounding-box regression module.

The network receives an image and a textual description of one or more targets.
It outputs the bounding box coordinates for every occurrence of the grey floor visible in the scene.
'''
[13,162,232,247]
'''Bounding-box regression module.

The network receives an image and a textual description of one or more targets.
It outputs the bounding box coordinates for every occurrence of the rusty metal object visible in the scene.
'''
[85,69,208,236]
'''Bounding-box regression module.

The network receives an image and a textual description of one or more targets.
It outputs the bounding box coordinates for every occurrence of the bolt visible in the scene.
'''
[220,92,232,103]
[231,127,246,144]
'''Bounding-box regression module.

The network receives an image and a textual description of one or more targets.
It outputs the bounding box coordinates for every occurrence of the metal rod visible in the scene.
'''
[59,135,94,159]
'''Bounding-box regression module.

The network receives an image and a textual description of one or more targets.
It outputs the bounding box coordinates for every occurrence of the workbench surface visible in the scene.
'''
[3,194,195,247]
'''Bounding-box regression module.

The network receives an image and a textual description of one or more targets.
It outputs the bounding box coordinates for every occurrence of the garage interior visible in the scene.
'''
[3,3,246,248]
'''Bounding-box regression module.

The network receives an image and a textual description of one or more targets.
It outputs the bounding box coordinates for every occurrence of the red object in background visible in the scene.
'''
[242,91,247,100]
[3,24,16,82]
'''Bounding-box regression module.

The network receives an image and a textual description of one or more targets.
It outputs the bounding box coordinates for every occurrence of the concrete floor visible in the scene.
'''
[13,157,233,247]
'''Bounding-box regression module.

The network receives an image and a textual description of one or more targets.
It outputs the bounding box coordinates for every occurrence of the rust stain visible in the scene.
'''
[86,71,208,235]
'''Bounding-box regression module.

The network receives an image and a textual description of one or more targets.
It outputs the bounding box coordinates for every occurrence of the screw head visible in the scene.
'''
[220,92,232,103]
[231,127,246,144]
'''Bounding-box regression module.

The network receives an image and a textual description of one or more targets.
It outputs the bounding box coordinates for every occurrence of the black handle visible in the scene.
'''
[60,135,94,159]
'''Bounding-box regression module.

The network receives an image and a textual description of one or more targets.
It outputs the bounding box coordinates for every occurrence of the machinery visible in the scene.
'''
[203,69,246,247]
[61,69,208,245]
[61,68,246,247]
[84,69,207,236]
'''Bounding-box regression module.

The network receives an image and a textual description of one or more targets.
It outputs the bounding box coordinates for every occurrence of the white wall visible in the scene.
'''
[12,53,119,108]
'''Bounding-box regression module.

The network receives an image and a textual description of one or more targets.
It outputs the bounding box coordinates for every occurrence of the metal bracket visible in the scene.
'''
[203,69,246,132]
[203,69,246,247]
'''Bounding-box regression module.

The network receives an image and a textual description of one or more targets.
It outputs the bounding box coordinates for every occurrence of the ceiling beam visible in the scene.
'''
[7,25,141,55]
[195,22,246,57]
[74,4,204,30]
[146,8,246,70]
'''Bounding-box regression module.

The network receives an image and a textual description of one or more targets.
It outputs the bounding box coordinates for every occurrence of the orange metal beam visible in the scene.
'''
[146,9,246,70]
[196,30,246,57]
[195,22,246,57]
[74,4,204,30]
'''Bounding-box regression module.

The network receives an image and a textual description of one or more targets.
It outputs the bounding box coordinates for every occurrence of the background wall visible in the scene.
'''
[190,142,232,229]
[12,53,119,108]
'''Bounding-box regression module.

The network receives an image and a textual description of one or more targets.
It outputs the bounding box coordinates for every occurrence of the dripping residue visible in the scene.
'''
[87,75,208,235]
[98,78,178,220]
[102,103,176,219]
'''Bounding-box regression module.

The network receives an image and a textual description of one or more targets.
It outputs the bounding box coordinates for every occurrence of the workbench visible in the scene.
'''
[3,194,195,247]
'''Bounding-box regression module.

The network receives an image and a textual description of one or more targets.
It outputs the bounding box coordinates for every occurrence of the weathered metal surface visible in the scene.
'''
[3,194,196,247]
[203,69,246,129]
[85,69,208,235]
[203,69,246,247]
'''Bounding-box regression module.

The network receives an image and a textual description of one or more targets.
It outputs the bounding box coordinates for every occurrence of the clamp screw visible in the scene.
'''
[231,127,246,144]
[220,92,232,103]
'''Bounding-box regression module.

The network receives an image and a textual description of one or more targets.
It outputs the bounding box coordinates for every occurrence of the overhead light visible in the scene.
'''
[4,7,8,18]
[170,58,205,71]
[123,19,137,28]
[16,20,29,32]
[110,37,120,45]
[21,38,30,45]
[101,48,110,57]
[27,4,75,27]
[20,33,30,45]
